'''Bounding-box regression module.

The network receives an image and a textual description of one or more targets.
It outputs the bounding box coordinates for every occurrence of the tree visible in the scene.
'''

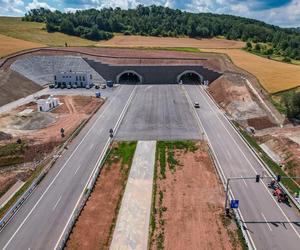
[246,41,252,50]
[60,19,75,35]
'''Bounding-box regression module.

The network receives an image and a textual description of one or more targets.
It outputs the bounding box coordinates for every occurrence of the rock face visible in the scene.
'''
[10,55,105,86]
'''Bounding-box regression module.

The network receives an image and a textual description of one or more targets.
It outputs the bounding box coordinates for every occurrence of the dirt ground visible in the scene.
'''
[0,95,103,197]
[204,49,300,93]
[98,35,245,49]
[256,126,300,182]
[0,69,42,106]
[150,142,241,250]
[209,73,275,129]
[65,142,132,250]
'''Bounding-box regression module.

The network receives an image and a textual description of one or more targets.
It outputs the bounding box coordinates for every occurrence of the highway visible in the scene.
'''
[0,83,299,249]
[0,85,136,250]
[183,84,300,250]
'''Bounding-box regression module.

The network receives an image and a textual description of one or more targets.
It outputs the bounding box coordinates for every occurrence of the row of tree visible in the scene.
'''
[23,5,300,59]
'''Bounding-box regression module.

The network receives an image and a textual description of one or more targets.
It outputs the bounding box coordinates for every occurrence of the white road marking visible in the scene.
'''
[74,165,81,176]
[54,85,137,250]
[226,149,232,160]
[197,86,300,240]
[2,86,126,250]
[89,143,94,150]
[182,85,257,249]
[52,196,62,211]
[261,213,273,232]
[241,176,248,187]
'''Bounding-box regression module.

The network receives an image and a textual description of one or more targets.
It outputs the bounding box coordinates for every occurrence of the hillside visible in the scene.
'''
[0,34,44,58]
[0,17,97,47]
[24,6,300,60]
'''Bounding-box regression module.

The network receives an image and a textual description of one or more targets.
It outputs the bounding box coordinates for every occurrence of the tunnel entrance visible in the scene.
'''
[177,71,203,84]
[117,70,142,84]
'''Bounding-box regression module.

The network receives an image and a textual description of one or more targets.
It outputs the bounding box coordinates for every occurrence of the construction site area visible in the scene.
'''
[0,94,103,209]
[0,45,299,250]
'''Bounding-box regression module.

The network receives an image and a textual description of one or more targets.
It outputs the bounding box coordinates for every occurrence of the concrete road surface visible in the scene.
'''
[110,141,156,250]
[183,84,300,250]
[0,85,136,250]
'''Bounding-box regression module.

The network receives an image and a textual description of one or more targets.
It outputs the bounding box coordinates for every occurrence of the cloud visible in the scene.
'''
[26,0,56,11]
[0,0,24,15]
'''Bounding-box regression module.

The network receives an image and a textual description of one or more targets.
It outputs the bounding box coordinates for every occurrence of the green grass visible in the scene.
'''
[0,142,27,167]
[106,141,137,169]
[0,16,98,47]
[235,122,300,194]
[244,48,300,66]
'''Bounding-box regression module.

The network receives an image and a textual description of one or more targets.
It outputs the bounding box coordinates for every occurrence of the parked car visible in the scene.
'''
[72,84,77,89]
[49,84,55,89]
[95,84,100,89]
[101,84,107,89]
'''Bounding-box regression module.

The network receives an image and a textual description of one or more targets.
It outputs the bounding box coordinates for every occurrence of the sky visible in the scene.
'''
[0,0,300,27]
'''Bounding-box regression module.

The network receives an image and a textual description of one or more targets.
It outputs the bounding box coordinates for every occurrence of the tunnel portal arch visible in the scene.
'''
[177,70,203,84]
[116,70,143,84]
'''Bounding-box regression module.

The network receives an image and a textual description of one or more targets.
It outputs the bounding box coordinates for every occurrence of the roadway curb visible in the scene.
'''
[204,88,300,211]
[182,85,255,250]
[55,86,137,250]
[0,98,105,232]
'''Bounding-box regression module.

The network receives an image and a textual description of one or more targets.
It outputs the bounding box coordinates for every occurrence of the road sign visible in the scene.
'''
[230,199,239,209]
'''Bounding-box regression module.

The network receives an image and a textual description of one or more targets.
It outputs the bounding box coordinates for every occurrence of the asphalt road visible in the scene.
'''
[0,83,299,250]
[183,84,300,250]
[116,85,201,140]
[0,85,136,250]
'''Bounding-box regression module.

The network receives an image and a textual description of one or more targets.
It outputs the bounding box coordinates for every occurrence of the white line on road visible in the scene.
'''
[74,165,81,176]
[52,196,62,211]
[2,86,125,250]
[241,176,248,187]
[89,143,94,150]
[198,86,300,240]
[261,213,273,232]
[226,149,232,160]
[54,85,137,250]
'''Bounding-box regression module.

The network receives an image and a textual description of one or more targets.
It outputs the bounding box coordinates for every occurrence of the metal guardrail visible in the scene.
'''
[225,115,300,211]
[204,87,300,211]
[0,102,101,232]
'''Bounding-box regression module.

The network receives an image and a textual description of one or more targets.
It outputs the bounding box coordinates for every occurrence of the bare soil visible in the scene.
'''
[256,126,300,183]
[65,143,130,250]
[0,69,42,106]
[150,142,241,250]
[209,73,275,129]
[98,36,245,49]
[0,96,103,197]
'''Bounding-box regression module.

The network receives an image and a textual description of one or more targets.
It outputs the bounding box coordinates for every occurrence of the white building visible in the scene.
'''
[54,70,93,88]
[37,95,59,112]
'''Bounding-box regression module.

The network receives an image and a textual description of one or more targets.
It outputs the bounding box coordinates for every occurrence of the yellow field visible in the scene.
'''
[204,49,300,93]
[0,34,45,58]
[98,35,245,49]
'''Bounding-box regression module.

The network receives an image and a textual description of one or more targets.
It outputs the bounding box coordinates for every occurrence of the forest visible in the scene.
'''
[23,5,300,60]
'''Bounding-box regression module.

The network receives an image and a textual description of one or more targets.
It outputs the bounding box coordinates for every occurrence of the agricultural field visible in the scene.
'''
[204,48,300,93]
[98,35,245,49]
[0,34,44,58]
[0,17,97,48]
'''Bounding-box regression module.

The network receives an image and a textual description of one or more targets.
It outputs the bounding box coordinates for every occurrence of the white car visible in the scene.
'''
[194,102,200,108]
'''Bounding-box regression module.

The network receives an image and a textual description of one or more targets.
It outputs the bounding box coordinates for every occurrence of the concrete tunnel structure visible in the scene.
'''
[84,58,222,84]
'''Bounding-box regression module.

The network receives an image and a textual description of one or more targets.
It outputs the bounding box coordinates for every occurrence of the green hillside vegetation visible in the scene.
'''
[23,5,300,60]
[0,16,97,47]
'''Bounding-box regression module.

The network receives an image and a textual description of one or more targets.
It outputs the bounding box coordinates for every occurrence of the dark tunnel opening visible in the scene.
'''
[118,72,142,84]
[179,72,202,84]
